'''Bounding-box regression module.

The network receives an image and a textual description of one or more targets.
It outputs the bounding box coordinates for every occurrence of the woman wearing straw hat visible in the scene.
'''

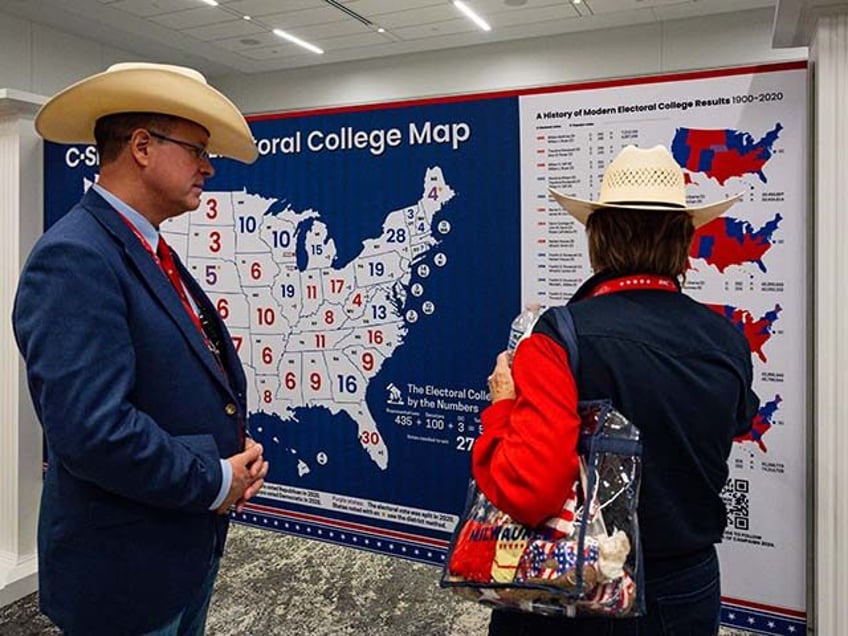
[474,145,759,635]
[14,63,268,635]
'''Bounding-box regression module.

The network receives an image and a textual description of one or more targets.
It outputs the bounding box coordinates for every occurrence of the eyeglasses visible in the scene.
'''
[146,129,211,162]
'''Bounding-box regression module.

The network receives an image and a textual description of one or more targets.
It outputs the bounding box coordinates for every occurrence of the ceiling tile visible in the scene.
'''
[319,30,392,50]
[184,18,266,41]
[219,0,323,18]
[392,18,479,41]
[108,0,205,18]
[237,31,391,60]
[339,0,444,15]
[278,19,373,40]
[488,4,582,26]
[470,0,579,10]
[237,42,304,60]
[583,0,685,14]
[372,5,468,29]
[214,30,282,52]
[148,6,236,28]
[356,1,581,35]
[261,6,349,29]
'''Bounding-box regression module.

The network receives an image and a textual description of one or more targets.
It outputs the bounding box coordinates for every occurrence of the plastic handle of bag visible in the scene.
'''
[579,457,607,536]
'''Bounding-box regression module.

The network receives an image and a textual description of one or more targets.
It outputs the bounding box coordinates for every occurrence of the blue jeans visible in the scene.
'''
[141,557,220,636]
[488,547,720,636]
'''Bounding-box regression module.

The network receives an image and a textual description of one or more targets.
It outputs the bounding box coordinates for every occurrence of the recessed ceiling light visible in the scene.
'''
[452,0,491,31]
[200,0,218,6]
[377,27,385,33]
[273,29,324,55]
[243,15,252,20]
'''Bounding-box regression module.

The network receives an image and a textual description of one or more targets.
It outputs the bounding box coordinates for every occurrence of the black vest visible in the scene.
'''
[535,272,758,559]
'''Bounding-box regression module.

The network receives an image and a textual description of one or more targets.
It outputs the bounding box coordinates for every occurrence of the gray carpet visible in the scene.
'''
[0,524,758,635]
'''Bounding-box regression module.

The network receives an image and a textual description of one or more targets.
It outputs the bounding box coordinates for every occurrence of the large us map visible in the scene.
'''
[162,168,456,473]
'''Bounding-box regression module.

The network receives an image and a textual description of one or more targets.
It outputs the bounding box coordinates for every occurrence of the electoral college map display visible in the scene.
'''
[44,61,806,636]
[519,63,807,634]
[45,97,521,567]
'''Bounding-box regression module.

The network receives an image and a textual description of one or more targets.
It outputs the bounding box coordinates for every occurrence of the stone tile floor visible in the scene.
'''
[0,524,759,635]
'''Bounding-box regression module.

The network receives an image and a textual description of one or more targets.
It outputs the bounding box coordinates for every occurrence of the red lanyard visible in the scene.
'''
[588,275,679,298]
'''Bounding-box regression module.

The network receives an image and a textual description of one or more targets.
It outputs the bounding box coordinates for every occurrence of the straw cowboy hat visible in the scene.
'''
[548,144,741,228]
[35,62,257,164]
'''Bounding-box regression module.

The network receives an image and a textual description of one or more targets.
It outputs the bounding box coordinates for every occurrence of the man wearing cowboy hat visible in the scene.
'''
[475,145,759,634]
[13,62,267,635]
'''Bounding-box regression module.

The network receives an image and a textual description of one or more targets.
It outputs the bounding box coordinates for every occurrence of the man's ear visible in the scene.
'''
[128,129,152,167]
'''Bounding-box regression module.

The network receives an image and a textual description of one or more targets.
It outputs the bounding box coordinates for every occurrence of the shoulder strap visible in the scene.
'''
[547,306,579,377]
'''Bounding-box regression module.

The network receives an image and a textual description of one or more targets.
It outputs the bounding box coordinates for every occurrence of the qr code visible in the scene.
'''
[721,478,750,531]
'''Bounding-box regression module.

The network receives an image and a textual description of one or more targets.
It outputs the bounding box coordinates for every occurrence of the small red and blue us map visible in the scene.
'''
[691,214,782,273]
[706,303,782,363]
[734,394,782,453]
[671,123,783,186]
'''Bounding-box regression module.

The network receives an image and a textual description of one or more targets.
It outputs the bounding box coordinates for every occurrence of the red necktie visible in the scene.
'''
[157,235,208,338]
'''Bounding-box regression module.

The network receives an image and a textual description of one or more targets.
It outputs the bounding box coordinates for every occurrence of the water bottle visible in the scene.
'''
[507,303,541,352]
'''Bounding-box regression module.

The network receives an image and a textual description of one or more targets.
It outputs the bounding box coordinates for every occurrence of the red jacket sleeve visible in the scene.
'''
[471,333,580,527]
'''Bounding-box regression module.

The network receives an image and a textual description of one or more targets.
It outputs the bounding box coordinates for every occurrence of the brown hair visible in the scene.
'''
[94,113,181,164]
[585,207,694,279]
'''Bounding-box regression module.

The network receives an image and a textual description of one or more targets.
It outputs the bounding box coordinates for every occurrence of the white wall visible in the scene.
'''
[215,7,807,116]
[0,12,140,98]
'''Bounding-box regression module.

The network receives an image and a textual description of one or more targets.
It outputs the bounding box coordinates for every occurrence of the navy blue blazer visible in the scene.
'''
[13,189,247,635]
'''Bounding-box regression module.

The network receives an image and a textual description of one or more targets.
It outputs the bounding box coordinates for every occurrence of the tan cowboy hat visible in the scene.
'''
[548,144,741,228]
[35,62,257,164]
